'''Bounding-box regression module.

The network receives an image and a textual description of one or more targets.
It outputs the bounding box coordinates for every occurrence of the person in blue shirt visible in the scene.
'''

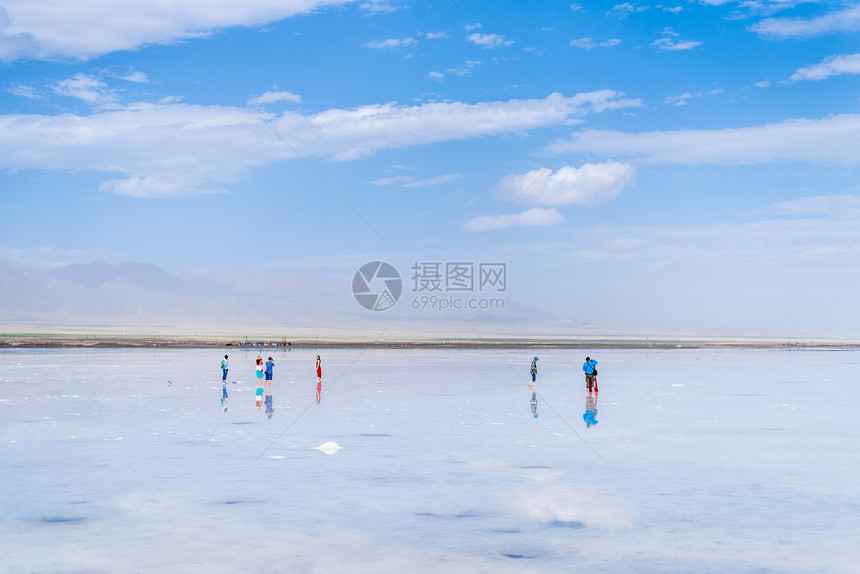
[264,356,275,393]
[529,356,538,393]
[583,357,598,391]
[221,355,229,383]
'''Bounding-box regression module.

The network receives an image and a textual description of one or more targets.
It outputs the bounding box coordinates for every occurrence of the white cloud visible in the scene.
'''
[789,53,860,82]
[767,194,860,218]
[652,29,702,50]
[247,90,302,106]
[0,90,641,198]
[609,2,649,17]
[494,162,634,206]
[751,4,860,38]
[6,83,41,99]
[569,37,622,49]
[371,173,462,187]
[366,37,417,49]
[466,33,514,49]
[754,79,771,88]
[426,71,445,82]
[664,88,725,106]
[464,207,564,231]
[464,23,482,32]
[106,68,150,83]
[424,31,448,40]
[557,114,860,165]
[52,73,117,104]
[0,0,359,61]
[358,1,405,14]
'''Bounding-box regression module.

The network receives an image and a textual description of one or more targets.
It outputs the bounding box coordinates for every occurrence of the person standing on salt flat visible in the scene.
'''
[583,356,598,392]
[315,355,322,404]
[264,356,275,393]
[529,356,539,393]
[221,355,229,384]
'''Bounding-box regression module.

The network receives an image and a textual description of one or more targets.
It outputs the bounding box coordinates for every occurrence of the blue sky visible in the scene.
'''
[2,1,860,336]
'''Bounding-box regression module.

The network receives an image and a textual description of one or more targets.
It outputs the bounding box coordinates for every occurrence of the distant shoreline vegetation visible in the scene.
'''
[1,334,858,350]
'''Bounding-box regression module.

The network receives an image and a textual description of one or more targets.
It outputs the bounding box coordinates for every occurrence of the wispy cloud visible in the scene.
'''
[6,83,42,99]
[665,88,725,106]
[464,207,564,231]
[247,90,302,106]
[557,114,860,165]
[359,1,405,15]
[652,28,702,51]
[0,90,640,198]
[569,37,622,49]
[767,194,860,218]
[427,60,483,82]
[466,32,514,49]
[371,173,463,187]
[105,68,150,83]
[609,3,649,17]
[751,4,860,38]
[494,162,634,206]
[52,73,118,104]
[789,53,860,82]
[0,0,361,62]
[366,37,417,49]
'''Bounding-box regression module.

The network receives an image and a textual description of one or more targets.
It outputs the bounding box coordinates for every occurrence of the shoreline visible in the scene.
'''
[2,334,859,350]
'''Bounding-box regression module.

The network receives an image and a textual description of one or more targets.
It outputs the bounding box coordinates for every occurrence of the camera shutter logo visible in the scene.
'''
[352,261,402,311]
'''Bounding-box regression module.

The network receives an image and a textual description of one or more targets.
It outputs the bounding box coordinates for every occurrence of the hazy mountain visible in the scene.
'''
[0,260,591,338]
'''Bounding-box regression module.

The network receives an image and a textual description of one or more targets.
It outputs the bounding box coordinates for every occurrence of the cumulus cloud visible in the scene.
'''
[789,53,860,82]
[464,207,564,231]
[247,90,302,106]
[0,90,640,198]
[494,162,634,206]
[0,0,359,61]
[466,32,514,48]
[556,114,860,165]
[752,4,860,38]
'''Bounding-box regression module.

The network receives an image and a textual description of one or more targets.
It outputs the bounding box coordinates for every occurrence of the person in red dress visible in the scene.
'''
[315,355,322,403]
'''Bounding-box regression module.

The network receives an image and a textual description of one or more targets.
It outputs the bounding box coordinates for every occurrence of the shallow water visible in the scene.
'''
[1,347,858,573]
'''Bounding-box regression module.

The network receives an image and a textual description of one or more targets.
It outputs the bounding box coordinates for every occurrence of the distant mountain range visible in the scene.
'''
[0,260,567,337]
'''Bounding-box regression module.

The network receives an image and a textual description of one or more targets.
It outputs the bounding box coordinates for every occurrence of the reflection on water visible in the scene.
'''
[583,390,598,428]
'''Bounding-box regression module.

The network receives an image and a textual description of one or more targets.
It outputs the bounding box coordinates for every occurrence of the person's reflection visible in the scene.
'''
[583,389,598,428]
[265,391,274,419]
[530,392,538,418]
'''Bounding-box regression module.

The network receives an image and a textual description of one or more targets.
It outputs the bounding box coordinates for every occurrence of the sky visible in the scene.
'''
[1,0,860,336]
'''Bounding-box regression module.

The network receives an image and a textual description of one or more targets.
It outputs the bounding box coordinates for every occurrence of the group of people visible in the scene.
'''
[218,353,324,414]
[528,355,600,427]
[218,352,599,425]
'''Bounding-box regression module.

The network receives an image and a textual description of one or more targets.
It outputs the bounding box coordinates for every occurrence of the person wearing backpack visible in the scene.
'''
[583,357,598,392]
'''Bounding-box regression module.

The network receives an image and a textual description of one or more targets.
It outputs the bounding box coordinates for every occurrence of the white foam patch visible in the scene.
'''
[314,441,343,455]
